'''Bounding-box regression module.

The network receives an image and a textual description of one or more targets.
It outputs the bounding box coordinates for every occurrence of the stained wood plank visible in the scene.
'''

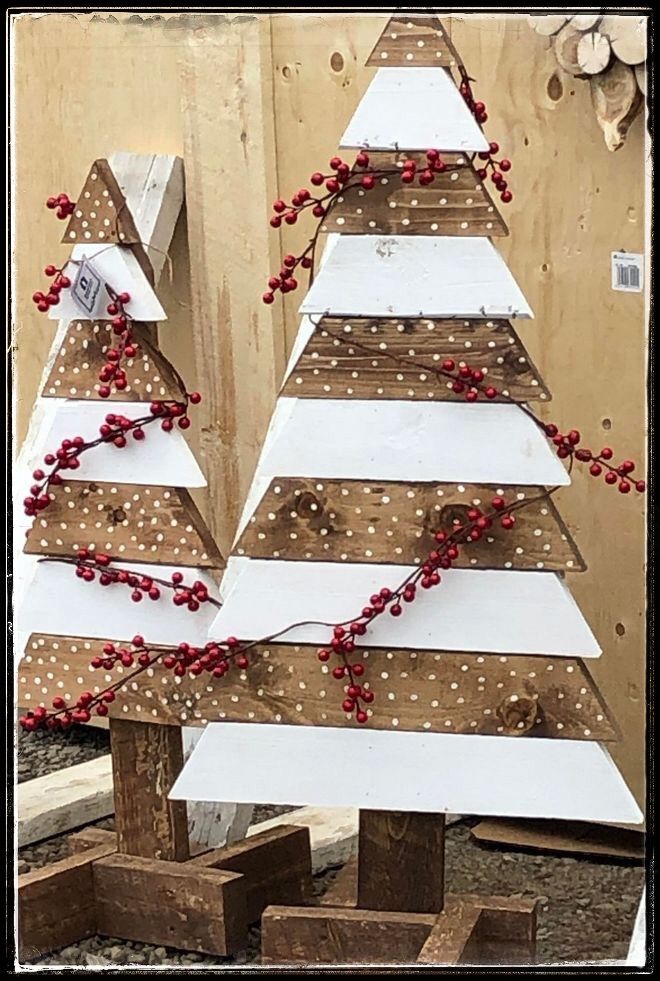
[325,153,508,237]
[261,904,436,964]
[366,14,464,69]
[235,478,582,571]
[281,317,548,403]
[416,900,482,964]
[69,827,117,854]
[18,844,110,961]
[358,811,445,913]
[110,717,189,861]
[319,855,358,908]
[340,68,489,152]
[18,636,617,740]
[42,320,183,402]
[24,479,224,569]
[92,853,247,955]
[63,158,140,246]
[471,817,645,860]
[190,825,312,923]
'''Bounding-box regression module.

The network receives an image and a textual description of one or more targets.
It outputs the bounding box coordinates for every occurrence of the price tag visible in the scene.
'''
[71,256,105,315]
[611,252,643,293]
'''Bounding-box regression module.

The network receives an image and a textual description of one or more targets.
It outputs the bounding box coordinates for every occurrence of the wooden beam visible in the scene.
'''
[18,844,111,961]
[109,717,189,861]
[189,825,312,923]
[416,900,482,964]
[180,16,286,554]
[17,754,113,847]
[68,827,117,854]
[319,855,358,908]
[261,904,436,965]
[358,811,445,913]
[92,854,247,956]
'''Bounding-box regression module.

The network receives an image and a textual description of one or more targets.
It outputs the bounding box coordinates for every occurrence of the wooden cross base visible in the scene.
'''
[18,719,314,963]
[261,814,539,967]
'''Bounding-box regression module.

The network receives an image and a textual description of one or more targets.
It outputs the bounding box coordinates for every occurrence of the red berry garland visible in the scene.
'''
[32,265,72,313]
[98,289,136,398]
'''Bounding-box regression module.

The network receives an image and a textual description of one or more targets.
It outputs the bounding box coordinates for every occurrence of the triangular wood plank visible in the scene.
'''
[324,153,508,237]
[340,68,489,152]
[63,159,141,246]
[19,636,616,743]
[281,317,549,403]
[234,478,584,572]
[24,480,224,569]
[299,236,533,318]
[212,560,601,658]
[171,724,642,824]
[41,320,184,402]
[367,15,464,70]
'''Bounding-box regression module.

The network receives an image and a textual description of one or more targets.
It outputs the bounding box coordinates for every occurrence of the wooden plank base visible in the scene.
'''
[264,864,539,966]
[19,821,313,961]
[92,854,247,955]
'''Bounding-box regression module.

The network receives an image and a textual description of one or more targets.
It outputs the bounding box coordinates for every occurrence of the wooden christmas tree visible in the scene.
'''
[168,17,643,965]
[16,155,312,961]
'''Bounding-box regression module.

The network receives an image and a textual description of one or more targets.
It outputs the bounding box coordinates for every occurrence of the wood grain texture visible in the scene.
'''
[319,855,358,908]
[416,899,482,964]
[18,844,110,961]
[41,320,183,402]
[19,635,617,740]
[24,479,224,568]
[366,14,463,69]
[358,811,445,913]
[471,817,645,860]
[63,158,141,247]
[190,825,312,923]
[181,17,286,555]
[324,153,508,237]
[69,826,117,854]
[92,853,247,955]
[236,478,583,571]
[281,317,550,403]
[261,904,437,964]
[110,717,189,861]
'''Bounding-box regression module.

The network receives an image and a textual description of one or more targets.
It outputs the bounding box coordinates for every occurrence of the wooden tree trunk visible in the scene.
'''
[110,718,189,862]
[357,810,446,914]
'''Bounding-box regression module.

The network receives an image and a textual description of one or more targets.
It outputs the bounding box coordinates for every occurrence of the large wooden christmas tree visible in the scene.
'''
[169,16,643,965]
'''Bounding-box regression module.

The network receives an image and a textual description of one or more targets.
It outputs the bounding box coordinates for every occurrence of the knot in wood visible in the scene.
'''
[438,503,472,533]
[497,693,538,735]
[295,491,322,519]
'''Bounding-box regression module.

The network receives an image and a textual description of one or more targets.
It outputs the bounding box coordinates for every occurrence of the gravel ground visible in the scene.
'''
[15,725,646,968]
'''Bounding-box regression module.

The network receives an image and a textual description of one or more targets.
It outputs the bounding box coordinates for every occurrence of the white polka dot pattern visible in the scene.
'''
[63,158,140,246]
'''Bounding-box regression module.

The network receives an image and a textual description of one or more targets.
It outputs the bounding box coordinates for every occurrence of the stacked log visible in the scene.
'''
[529,14,646,151]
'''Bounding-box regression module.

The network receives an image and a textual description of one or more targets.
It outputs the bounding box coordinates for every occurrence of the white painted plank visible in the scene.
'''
[340,67,490,152]
[17,755,114,847]
[182,727,254,848]
[50,244,166,322]
[214,560,601,658]
[299,236,533,318]
[110,153,184,282]
[18,560,218,648]
[234,397,569,541]
[32,400,206,487]
[171,724,643,825]
[626,888,647,966]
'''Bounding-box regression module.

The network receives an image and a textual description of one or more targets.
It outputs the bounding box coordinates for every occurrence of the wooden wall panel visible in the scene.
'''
[12,12,647,806]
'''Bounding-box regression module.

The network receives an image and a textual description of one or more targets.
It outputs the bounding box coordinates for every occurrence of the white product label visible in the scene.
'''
[71,256,104,315]
[611,252,643,293]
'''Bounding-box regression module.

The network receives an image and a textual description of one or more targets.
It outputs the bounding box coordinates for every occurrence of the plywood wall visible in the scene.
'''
[11,12,647,807]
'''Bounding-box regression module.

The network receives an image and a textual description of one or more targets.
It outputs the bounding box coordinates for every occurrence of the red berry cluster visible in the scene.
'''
[317,496,518,724]
[439,358,498,401]
[262,251,314,304]
[160,636,249,678]
[32,265,72,313]
[148,395,199,432]
[46,192,75,220]
[70,551,216,610]
[459,72,489,125]
[476,141,513,203]
[98,291,135,398]
[543,425,646,494]
[23,437,86,516]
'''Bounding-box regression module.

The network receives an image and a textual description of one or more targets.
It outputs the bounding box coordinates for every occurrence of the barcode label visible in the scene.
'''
[611,252,643,293]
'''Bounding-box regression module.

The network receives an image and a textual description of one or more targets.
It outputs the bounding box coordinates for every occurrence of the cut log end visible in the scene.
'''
[529,14,569,37]
[577,32,612,76]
